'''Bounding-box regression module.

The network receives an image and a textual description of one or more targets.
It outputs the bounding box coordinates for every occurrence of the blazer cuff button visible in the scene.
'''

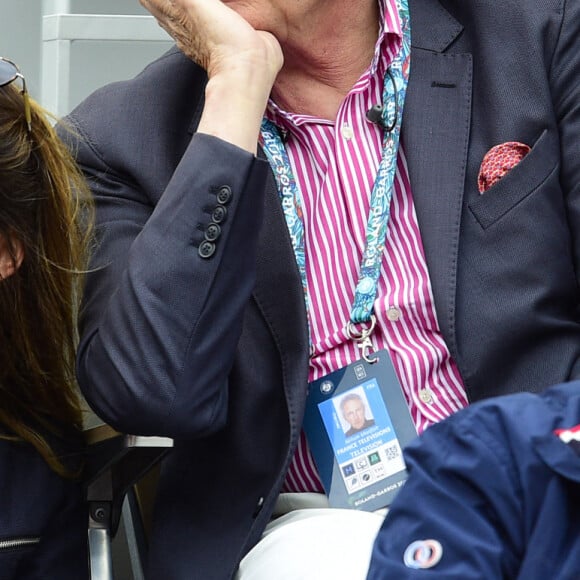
[216,185,233,205]
[212,206,227,224]
[198,240,216,259]
[205,223,221,242]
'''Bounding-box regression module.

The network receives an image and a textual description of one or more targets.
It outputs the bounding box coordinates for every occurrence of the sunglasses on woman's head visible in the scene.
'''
[0,57,32,133]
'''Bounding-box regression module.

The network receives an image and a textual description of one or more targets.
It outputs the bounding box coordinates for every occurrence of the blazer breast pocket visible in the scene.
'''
[468,129,559,229]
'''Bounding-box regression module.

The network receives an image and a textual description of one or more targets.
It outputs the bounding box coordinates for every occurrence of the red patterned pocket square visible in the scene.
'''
[477,141,531,193]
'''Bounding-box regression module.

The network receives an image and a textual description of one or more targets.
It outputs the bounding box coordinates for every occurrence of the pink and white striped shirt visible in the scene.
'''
[267,0,469,493]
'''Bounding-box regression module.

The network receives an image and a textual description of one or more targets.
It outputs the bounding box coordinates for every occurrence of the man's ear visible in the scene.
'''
[0,232,24,280]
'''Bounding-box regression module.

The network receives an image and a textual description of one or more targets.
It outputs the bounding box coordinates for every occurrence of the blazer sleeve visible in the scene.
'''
[67,106,271,438]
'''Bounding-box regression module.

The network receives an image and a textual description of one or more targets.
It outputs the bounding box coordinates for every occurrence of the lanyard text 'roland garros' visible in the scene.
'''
[260,0,411,361]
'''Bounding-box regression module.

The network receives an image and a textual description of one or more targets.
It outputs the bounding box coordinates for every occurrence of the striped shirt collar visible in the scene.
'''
[266,0,402,127]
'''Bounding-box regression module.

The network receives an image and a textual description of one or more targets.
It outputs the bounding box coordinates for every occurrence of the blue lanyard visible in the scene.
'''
[261,0,411,334]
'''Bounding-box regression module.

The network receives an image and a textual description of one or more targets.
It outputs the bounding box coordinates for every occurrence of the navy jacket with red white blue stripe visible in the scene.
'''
[368,381,580,579]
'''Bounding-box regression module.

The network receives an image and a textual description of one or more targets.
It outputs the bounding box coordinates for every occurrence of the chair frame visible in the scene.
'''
[84,425,173,580]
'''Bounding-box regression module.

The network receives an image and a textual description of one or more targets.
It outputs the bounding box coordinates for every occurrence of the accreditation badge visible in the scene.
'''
[303,350,416,511]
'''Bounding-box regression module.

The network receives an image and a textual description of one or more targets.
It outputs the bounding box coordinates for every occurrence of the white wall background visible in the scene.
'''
[0,0,172,114]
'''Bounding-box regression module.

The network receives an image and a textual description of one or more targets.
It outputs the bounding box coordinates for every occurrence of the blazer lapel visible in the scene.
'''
[403,0,472,359]
[253,161,310,414]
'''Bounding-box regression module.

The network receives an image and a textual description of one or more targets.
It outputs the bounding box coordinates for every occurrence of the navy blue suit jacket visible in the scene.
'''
[65,0,580,577]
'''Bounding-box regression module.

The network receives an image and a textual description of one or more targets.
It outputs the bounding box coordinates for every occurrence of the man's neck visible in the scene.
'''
[271,1,380,120]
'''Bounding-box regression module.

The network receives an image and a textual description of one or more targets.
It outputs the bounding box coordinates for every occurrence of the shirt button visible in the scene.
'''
[386,307,401,321]
[419,388,433,404]
[341,123,354,140]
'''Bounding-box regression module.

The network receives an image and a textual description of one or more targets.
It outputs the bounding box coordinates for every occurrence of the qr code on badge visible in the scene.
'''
[384,441,401,461]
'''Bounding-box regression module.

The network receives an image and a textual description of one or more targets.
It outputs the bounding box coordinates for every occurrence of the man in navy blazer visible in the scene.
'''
[65,0,580,578]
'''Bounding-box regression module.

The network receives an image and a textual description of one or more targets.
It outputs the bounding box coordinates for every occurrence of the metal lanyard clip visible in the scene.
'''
[346,314,378,364]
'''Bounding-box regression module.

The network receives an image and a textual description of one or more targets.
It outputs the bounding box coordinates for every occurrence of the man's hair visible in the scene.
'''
[340,392,364,411]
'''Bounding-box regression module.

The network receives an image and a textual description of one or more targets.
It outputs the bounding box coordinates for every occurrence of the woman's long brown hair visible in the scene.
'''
[0,82,93,477]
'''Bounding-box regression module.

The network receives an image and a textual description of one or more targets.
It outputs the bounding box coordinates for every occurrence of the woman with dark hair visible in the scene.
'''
[0,57,92,580]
